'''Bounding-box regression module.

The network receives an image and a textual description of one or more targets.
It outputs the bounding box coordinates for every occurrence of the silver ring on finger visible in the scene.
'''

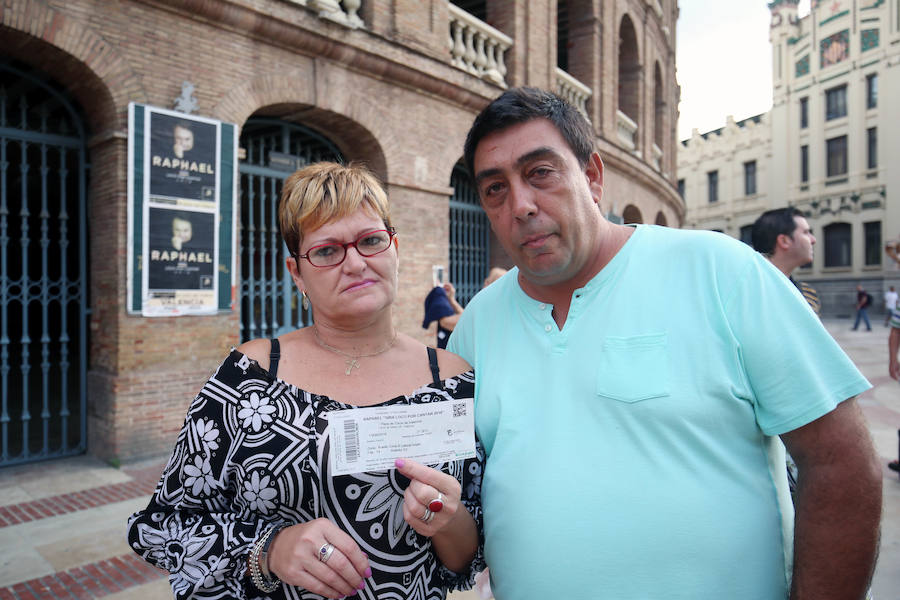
[420,507,435,523]
[317,542,335,563]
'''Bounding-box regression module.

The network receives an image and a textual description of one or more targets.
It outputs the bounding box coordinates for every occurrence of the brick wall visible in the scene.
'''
[1,0,681,462]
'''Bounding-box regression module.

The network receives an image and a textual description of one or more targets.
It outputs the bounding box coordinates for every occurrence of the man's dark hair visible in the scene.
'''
[751,207,804,255]
[463,87,594,180]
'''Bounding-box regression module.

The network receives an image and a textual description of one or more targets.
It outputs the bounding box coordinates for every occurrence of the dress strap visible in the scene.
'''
[427,346,440,385]
[269,338,281,377]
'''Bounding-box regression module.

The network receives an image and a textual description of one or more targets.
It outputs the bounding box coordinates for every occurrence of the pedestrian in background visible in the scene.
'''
[751,207,819,314]
[751,207,820,496]
[853,283,873,331]
[423,282,464,349]
[423,269,507,349]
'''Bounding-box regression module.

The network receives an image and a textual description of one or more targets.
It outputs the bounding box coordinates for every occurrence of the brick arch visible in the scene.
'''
[0,0,146,135]
[214,74,387,180]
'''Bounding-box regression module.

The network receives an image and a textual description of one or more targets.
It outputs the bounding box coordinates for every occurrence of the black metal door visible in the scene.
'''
[449,164,489,305]
[238,119,342,341]
[0,62,90,467]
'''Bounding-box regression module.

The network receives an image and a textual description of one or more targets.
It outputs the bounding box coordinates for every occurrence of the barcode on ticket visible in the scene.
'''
[344,419,360,463]
[452,402,466,418]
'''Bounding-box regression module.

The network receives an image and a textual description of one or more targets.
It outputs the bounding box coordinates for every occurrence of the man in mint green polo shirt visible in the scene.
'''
[448,87,882,600]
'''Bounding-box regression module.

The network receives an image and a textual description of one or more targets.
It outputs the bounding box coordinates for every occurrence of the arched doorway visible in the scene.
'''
[238,119,343,341]
[0,63,90,466]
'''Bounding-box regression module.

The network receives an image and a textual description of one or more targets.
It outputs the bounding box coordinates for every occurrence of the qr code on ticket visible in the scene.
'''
[452,402,466,418]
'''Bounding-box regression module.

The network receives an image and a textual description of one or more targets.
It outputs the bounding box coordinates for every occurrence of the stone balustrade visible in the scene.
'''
[555,68,592,119]
[284,0,364,29]
[448,4,512,87]
[617,110,638,151]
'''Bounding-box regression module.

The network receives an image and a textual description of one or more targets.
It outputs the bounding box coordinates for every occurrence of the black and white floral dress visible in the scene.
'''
[127,348,485,599]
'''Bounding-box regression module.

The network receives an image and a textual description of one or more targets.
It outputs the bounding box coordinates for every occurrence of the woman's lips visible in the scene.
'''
[343,279,376,293]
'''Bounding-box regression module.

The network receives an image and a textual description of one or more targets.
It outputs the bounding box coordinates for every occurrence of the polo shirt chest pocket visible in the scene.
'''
[596,332,669,402]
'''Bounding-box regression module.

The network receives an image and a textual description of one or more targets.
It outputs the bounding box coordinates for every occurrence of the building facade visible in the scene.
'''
[679,0,900,318]
[0,0,682,465]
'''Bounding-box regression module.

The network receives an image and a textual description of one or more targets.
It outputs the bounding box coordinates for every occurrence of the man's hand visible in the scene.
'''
[781,398,881,600]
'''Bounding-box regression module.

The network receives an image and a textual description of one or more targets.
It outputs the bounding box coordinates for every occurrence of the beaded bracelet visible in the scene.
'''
[249,525,281,593]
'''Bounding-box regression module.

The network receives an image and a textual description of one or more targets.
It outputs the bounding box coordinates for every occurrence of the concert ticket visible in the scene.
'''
[326,399,475,476]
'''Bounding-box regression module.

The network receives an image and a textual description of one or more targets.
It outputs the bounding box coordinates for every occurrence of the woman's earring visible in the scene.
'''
[301,291,309,311]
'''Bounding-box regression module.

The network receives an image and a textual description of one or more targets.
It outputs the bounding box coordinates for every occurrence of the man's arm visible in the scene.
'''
[889,326,900,380]
[781,398,882,600]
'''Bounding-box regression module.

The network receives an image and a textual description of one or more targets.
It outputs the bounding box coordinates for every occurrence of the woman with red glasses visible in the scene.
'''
[128,162,484,600]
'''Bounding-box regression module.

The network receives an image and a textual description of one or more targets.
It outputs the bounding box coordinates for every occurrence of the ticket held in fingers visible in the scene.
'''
[326,399,475,476]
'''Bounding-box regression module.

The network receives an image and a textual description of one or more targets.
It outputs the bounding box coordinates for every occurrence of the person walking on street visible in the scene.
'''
[853,284,873,331]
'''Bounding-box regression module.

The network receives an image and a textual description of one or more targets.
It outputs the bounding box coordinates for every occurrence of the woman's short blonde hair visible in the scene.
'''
[278,162,392,256]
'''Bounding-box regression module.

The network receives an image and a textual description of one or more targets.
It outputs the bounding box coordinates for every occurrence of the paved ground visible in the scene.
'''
[0,319,897,599]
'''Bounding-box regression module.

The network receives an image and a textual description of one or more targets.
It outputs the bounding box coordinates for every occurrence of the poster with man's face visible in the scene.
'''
[147,207,216,291]
[149,112,217,203]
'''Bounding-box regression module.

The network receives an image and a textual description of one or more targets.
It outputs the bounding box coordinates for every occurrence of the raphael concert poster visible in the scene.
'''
[147,207,216,292]
[148,112,217,203]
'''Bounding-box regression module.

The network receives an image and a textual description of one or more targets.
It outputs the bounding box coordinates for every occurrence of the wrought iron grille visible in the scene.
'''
[238,119,342,342]
[0,63,89,467]
[449,164,489,305]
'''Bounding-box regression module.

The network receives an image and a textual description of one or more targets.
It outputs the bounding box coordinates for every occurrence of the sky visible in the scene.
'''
[676,0,810,141]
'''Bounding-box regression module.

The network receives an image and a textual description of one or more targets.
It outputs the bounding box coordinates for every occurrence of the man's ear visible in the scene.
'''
[585,152,604,205]
[775,232,793,251]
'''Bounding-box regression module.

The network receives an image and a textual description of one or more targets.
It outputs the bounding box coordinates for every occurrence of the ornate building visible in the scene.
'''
[679,0,900,318]
[0,0,682,464]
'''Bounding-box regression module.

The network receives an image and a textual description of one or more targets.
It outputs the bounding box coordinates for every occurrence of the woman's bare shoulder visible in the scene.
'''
[235,338,273,371]
[435,347,472,378]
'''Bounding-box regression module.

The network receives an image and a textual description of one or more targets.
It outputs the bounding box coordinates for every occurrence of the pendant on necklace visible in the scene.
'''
[344,358,360,375]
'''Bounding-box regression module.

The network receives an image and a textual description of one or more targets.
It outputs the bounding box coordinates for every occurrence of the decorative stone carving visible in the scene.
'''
[173,81,199,114]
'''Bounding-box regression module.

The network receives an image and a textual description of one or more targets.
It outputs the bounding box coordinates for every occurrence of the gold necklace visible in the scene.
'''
[313,326,398,375]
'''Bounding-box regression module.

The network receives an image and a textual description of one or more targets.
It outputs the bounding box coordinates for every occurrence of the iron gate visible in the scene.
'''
[0,63,90,467]
[449,164,490,305]
[239,119,343,342]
